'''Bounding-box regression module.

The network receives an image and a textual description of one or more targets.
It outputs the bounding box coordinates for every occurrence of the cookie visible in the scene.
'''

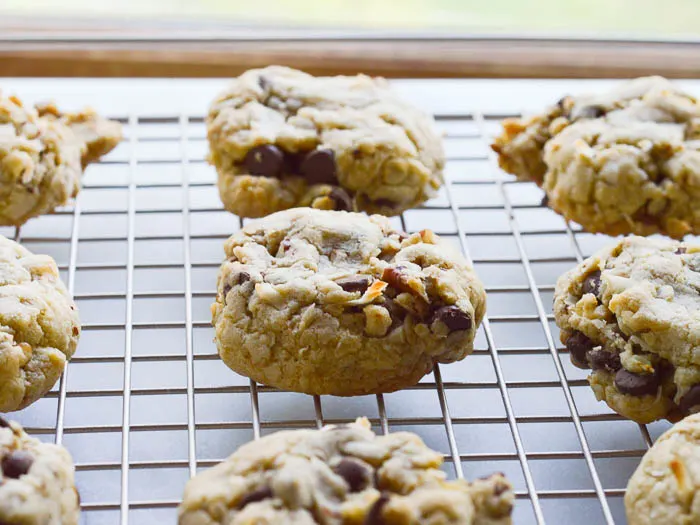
[0,92,122,226]
[492,76,700,238]
[625,413,700,525]
[207,66,444,218]
[0,235,80,412]
[554,235,700,424]
[0,417,79,525]
[212,208,486,396]
[178,418,513,525]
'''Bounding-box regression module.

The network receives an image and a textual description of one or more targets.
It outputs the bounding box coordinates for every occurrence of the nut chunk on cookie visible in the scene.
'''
[0,417,79,525]
[207,66,444,218]
[0,235,81,412]
[492,76,700,238]
[178,418,513,525]
[0,92,122,226]
[554,235,700,424]
[625,413,700,525]
[212,208,486,396]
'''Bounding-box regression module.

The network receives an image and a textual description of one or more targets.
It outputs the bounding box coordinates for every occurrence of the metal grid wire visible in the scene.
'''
[2,108,680,525]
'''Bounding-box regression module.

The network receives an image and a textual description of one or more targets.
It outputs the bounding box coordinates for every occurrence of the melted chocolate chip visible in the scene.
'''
[336,276,371,294]
[614,368,660,396]
[575,105,605,119]
[234,272,251,285]
[565,331,594,369]
[675,247,687,255]
[431,306,472,332]
[2,451,33,479]
[589,349,621,372]
[244,145,284,177]
[582,270,602,297]
[679,385,700,414]
[328,187,353,211]
[300,149,338,184]
[236,485,274,510]
[0,416,10,429]
[364,494,390,525]
[333,458,372,493]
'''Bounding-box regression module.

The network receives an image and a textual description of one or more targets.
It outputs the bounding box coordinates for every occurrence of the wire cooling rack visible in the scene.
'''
[3,78,698,525]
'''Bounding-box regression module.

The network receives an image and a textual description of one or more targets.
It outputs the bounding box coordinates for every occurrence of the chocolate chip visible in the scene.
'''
[364,494,390,525]
[328,187,353,211]
[565,331,594,369]
[336,276,371,294]
[236,485,273,510]
[540,194,549,207]
[431,306,472,332]
[0,417,9,428]
[679,385,700,414]
[589,349,621,372]
[244,145,284,177]
[258,75,270,90]
[582,270,602,297]
[2,451,34,479]
[676,247,687,255]
[556,96,568,111]
[614,368,660,396]
[300,149,338,185]
[575,105,605,119]
[333,458,372,493]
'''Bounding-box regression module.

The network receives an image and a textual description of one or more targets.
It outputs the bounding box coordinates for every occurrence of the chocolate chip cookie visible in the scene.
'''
[625,413,700,525]
[212,208,486,396]
[0,417,79,524]
[207,66,444,218]
[0,235,80,412]
[554,235,700,424]
[492,76,700,238]
[178,418,513,524]
[0,92,122,226]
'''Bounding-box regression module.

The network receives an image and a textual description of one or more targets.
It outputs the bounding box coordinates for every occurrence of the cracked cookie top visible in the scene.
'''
[207,66,444,218]
[625,413,700,525]
[212,208,486,396]
[492,76,700,237]
[178,418,513,525]
[0,235,80,412]
[554,235,700,423]
[0,417,79,525]
[0,92,122,226]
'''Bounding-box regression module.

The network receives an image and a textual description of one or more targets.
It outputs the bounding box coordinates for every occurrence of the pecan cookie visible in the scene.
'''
[178,418,513,525]
[212,208,486,396]
[207,66,444,218]
[0,92,121,226]
[0,235,80,412]
[0,417,79,525]
[625,413,700,525]
[492,76,700,238]
[554,236,700,424]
